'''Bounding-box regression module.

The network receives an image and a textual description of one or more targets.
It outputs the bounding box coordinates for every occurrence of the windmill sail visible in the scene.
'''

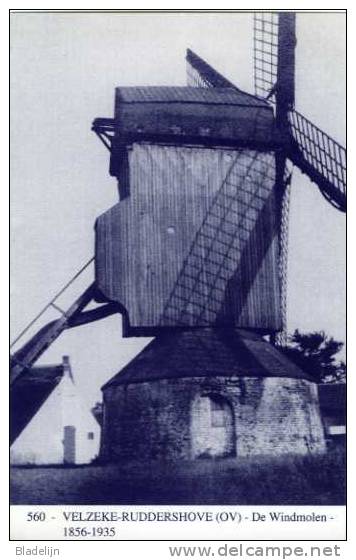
[254,11,346,212]
[186,48,236,89]
[254,12,296,125]
[253,12,279,101]
[287,110,346,211]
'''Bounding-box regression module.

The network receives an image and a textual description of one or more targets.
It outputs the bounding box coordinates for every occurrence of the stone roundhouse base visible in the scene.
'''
[101,376,325,462]
[100,330,326,462]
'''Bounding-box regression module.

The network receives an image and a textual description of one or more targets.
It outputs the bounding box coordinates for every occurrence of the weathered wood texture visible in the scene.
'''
[114,101,274,142]
[96,144,281,332]
[109,87,275,178]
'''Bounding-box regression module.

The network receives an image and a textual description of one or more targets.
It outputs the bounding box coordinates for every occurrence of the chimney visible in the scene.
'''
[62,355,74,381]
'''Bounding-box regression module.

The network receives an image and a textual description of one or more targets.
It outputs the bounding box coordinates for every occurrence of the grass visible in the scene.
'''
[10,450,345,505]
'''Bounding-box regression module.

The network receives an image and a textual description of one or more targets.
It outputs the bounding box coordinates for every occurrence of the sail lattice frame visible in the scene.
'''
[254,12,279,100]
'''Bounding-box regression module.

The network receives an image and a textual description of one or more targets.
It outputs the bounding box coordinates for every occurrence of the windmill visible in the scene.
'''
[10,12,345,453]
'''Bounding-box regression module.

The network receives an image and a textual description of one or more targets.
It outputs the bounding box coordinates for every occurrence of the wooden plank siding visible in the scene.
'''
[95,144,281,333]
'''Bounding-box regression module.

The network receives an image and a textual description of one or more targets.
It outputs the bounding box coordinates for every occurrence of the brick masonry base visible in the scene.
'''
[100,376,326,462]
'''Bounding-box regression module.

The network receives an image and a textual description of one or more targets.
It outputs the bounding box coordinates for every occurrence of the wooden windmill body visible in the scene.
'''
[95,86,281,334]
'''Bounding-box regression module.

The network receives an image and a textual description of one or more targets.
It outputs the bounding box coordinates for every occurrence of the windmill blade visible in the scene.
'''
[254,13,345,211]
[185,49,269,110]
[186,48,237,88]
[287,110,346,211]
[254,13,279,99]
[254,13,296,115]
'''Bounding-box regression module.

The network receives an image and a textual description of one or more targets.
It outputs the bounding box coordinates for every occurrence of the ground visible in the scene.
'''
[11,451,345,505]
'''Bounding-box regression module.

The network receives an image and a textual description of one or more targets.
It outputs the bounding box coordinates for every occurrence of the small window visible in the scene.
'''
[87,432,94,440]
[328,425,346,436]
[210,396,226,427]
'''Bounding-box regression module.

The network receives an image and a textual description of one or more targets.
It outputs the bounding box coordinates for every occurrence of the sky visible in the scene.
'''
[10,11,346,408]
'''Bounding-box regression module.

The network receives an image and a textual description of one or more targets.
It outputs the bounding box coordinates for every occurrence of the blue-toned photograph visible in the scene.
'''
[10,10,346,508]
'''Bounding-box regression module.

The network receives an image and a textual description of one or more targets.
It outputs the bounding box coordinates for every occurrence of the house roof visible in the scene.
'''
[10,364,64,444]
[102,329,313,390]
[116,86,269,108]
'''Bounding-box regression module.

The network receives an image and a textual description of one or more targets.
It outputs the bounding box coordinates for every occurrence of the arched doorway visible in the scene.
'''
[191,393,236,458]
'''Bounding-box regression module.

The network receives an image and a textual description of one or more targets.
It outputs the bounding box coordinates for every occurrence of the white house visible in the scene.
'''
[10,356,100,465]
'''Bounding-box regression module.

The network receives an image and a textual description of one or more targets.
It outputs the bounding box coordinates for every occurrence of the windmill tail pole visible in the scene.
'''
[10,283,95,385]
[10,258,120,385]
[10,257,94,350]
